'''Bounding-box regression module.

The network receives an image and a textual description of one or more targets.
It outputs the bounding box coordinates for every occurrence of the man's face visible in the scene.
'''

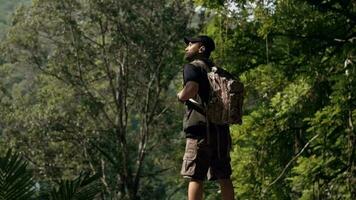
[184,42,202,61]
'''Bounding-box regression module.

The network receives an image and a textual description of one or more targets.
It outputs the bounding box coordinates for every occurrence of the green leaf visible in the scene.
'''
[0,149,36,200]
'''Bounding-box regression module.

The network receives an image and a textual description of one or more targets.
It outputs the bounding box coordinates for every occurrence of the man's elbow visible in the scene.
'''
[179,94,190,102]
[180,90,198,101]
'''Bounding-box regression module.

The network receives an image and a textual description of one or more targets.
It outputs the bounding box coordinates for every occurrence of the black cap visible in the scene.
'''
[184,35,215,52]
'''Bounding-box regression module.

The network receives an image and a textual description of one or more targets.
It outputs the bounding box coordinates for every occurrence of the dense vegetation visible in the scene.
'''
[0,0,29,38]
[0,0,355,199]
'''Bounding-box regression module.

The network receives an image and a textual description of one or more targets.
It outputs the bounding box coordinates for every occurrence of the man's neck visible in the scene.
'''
[187,55,209,62]
[195,55,208,61]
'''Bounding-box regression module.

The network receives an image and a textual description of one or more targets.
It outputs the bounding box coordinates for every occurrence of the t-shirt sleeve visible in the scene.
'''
[183,64,202,85]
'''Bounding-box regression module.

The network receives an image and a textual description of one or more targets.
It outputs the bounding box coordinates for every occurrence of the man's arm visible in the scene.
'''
[177,81,199,102]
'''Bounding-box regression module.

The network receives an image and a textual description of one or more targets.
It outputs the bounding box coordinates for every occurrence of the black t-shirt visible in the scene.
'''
[183,63,210,104]
[183,59,229,138]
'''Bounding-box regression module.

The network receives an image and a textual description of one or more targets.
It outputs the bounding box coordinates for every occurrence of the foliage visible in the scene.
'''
[198,0,355,199]
[0,0,194,199]
[40,172,102,200]
[0,0,30,39]
[0,149,101,200]
[0,0,355,199]
[0,149,36,200]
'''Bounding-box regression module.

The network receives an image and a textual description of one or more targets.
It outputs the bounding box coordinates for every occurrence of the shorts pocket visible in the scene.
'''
[183,138,198,160]
[181,139,198,177]
[181,159,196,177]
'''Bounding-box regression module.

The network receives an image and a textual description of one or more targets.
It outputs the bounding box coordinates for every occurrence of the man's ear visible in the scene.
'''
[199,46,206,53]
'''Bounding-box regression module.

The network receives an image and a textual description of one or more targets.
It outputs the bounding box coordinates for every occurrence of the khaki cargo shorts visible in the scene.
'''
[180,130,232,181]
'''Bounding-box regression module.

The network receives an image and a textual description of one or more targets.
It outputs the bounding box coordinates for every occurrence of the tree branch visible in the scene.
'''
[267,133,320,187]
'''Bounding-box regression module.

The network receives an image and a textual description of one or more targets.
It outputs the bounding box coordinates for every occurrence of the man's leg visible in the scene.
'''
[181,138,209,200]
[188,179,203,200]
[218,179,234,200]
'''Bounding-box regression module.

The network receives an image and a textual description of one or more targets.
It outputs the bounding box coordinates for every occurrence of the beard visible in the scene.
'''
[184,51,198,61]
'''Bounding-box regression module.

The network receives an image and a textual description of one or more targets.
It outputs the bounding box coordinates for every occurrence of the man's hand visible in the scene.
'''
[177,81,199,103]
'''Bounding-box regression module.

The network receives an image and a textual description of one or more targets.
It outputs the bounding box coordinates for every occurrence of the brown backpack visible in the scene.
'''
[190,60,244,125]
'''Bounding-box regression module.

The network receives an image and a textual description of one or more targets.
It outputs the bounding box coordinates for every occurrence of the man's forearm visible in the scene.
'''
[177,81,199,102]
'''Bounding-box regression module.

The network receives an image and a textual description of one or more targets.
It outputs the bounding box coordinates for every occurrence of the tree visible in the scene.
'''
[1,0,194,199]
[192,0,355,199]
[0,0,30,39]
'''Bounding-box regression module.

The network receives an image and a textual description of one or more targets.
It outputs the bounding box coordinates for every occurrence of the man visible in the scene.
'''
[177,35,235,200]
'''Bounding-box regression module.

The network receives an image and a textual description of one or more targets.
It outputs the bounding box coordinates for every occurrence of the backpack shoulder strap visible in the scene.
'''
[190,59,211,72]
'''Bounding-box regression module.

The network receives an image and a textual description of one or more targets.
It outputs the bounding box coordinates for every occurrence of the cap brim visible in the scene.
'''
[184,37,201,45]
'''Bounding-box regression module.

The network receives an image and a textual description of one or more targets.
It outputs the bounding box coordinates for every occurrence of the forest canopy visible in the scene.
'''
[0,0,355,199]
